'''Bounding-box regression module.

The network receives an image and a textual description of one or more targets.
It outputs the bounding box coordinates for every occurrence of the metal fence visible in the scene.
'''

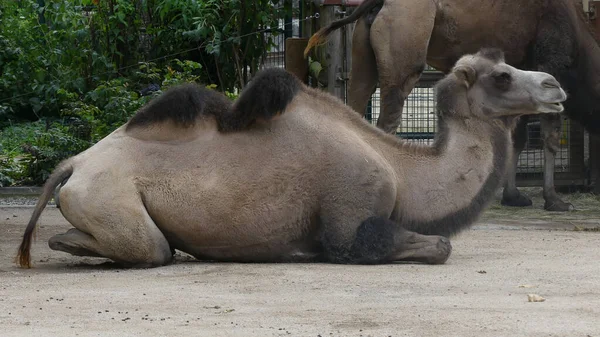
[260,1,303,70]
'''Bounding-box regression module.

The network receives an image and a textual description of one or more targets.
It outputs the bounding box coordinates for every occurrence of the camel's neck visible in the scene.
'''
[388,117,512,237]
[578,27,600,93]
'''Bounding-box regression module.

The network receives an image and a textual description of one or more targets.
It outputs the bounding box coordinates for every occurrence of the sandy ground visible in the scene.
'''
[1,201,600,337]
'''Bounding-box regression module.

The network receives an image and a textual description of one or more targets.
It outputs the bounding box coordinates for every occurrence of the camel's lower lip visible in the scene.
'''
[540,102,564,112]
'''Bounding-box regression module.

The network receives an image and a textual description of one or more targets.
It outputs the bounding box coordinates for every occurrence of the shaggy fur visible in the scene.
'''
[126,68,301,133]
[322,216,396,264]
[219,68,301,132]
[126,84,232,130]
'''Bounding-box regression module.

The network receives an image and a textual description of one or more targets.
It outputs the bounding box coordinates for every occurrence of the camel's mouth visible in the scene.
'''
[539,102,564,113]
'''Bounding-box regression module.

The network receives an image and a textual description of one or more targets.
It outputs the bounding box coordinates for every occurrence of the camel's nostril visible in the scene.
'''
[542,79,560,89]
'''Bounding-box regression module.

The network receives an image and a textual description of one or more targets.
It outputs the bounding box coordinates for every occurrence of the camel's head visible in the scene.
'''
[439,48,567,120]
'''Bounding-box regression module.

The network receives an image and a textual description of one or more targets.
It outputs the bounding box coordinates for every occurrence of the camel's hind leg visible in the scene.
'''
[51,185,173,268]
[370,0,436,133]
[539,114,573,211]
[49,229,105,258]
[347,16,379,116]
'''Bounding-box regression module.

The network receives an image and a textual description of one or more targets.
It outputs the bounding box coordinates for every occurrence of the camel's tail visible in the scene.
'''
[16,160,73,268]
[303,0,383,58]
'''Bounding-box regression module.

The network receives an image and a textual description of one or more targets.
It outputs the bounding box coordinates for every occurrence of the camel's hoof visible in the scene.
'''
[544,199,575,212]
[501,193,533,207]
[426,237,452,265]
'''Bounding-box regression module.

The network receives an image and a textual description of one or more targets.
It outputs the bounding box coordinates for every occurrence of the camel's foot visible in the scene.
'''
[49,228,173,268]
[393,235,452,265]
[501,190,533,207]
[49,229,104,258]
[543,196,574,212]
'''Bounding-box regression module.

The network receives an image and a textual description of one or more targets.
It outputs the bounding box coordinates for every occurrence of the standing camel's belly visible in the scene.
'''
[427,0,541,70]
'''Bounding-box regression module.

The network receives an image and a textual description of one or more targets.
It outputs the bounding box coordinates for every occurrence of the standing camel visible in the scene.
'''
[17,49,566,268]
[304,0,600,211]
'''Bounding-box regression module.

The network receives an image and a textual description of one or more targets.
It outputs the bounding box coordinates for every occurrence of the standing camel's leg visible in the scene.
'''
[539,113,574,211]
[502,116,533,206]
[592,134,600,195]
[49,185,173,267]
[529,18,575,211]
[347,16,379,116]
[369,0,436,133]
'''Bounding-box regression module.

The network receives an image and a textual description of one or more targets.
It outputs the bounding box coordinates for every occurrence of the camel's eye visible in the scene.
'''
[492,71,511,90]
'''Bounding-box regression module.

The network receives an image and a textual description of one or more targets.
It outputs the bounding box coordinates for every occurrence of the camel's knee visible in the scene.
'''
[108,234,173,268]
[322,216,396,264]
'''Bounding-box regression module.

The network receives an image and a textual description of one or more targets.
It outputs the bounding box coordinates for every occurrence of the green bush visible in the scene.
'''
[0,0,282,186]
[0,59,238,186]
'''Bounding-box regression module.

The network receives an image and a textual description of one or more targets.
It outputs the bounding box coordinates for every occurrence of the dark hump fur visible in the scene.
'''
[217,67,301,132]
[126,83,232,130]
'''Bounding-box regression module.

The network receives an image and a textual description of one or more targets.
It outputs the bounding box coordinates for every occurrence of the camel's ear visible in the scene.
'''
[453,65,477,88]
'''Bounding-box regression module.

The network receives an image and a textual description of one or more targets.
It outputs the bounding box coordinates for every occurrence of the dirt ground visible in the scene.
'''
[1,191,599,337]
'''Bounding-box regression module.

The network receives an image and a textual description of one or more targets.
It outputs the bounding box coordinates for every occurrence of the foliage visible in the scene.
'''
[0,59,238,186]
[0,0,286,186]
[0,0,114,122]
[184,0,289,91]
[0,120,89,186]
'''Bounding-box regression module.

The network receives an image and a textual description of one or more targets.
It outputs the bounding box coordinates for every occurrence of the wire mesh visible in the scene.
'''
[516,116,573,175]
[260,1,302,70]
[365,85,437,146]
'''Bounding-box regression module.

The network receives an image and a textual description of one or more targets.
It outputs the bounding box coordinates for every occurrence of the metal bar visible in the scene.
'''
[397,132,436,140]
[317,0,365,7]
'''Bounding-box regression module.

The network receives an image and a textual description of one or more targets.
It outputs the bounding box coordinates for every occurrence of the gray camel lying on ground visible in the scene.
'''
[16,48,566,269]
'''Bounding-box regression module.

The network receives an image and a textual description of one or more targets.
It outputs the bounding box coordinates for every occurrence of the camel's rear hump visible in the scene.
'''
[125,68,302,136]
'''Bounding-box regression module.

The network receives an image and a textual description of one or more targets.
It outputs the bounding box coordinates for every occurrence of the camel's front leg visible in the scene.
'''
[391,228,452,265]
[321,214,452,265]
[540,113,574,211]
